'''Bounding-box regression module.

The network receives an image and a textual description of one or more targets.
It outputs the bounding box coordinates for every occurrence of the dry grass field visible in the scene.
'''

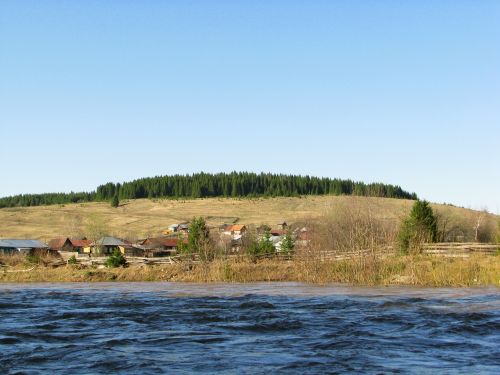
[2,255,499,287]
[0,196,497,244]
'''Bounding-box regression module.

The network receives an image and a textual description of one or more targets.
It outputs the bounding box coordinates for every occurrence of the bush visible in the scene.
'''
[25,253,41,264]
[105,249,127,268]
[67,255,78,265]
[398,200,438,254]
[311,200,397,253]
[245,231,275,261]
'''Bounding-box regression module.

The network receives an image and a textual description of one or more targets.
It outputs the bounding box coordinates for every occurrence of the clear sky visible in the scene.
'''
[1,1,499,213]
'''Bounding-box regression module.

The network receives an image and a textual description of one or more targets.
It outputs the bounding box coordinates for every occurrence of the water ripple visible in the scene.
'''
[0,283,499,374]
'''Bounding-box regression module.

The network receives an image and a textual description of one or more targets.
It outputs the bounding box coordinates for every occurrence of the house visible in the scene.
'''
[277,221,288,230]
[48,238,90,253]
[162,224,180,236]
[223,224,247,237]
[139,236,187,257]
[270,229,285,238]
[177,223,189,235]
[84,236,143,257]
[296,228,311,247]
[0,239,50,255]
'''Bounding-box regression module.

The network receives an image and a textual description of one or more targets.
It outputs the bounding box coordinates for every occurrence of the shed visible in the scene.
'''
[0,239,49,255]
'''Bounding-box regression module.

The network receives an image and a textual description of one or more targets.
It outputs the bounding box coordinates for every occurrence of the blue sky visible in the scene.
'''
[1,1,499,213]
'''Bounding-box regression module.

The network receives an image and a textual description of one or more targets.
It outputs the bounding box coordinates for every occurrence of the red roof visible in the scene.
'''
[70,239,91,247]
[48,238,69,250]
[48,238,91,250]
[164,238,182,247]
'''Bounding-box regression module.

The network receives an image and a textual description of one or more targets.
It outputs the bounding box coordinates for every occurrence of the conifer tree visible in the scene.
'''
[280,232,295,254]
[111,194,119,208]
[398,200,438,254]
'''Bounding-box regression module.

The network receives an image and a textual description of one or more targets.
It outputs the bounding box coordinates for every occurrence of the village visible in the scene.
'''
[0,219,311,265]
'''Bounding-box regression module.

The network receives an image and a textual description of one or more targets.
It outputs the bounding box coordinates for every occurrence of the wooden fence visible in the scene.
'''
[421,243,499,256]
[56,242,499,266]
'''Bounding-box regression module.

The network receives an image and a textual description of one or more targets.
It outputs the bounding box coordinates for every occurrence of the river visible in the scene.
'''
[0,283,499,374]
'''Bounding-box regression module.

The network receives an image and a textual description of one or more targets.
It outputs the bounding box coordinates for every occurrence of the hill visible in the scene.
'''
[0,172,416,208]
[0,196,497,244]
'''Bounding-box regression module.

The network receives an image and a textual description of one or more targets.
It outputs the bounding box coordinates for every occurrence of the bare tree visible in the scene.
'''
[63,214,84,238]
[85,214,108,253]
[474,210,487,242]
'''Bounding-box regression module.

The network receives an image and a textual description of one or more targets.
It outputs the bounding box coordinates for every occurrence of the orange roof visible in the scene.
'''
[225,224,246,232]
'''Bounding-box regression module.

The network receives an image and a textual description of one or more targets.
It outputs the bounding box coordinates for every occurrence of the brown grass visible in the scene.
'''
[1,195,496,244]
[1,196,498,287]
[1,254,498,287]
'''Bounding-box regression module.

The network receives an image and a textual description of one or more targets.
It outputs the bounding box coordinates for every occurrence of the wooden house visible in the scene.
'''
[139,237,187,257]
[84,236,143,257]
[48,238,90,253]
[223,224,247,237]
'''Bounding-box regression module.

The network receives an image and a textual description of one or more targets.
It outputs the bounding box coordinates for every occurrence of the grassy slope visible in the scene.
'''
[0,195,497,243]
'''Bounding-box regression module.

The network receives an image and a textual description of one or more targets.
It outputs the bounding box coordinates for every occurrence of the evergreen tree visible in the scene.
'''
[105,248,127,268]
[188,217,210,253]
[398,200,438,254]
[259,231,275,255]
[280,232,295,254]
[111,194,119,208]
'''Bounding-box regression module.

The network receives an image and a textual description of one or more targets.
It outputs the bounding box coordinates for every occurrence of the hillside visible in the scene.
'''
[0,172,416,208]
[0,196,497,244]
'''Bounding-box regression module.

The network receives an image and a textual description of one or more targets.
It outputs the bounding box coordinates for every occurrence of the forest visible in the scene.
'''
[0,172,417,208]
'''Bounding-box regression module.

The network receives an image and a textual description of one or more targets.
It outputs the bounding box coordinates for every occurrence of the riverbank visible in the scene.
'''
[1,254,499,286]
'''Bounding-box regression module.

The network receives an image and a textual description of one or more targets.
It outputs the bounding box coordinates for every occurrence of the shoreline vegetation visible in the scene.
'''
[1,253,499,287]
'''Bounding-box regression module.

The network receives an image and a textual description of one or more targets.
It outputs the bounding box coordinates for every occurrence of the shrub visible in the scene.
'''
[245,231,275,261]
[310,200,397,254]
[67,255,78,265]
[25,253,41,264]
[105,249,127,268]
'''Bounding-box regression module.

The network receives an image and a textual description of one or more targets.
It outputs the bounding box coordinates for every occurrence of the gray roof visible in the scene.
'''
[94,236,129,247]
[0,239,48,249]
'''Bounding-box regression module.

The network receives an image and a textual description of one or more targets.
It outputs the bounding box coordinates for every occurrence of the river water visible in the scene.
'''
[0,283,499,374]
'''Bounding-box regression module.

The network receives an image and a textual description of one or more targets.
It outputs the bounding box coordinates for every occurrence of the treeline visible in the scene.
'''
[0,192,95,208]
[97,172,416,200]
[0,172,417,208]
